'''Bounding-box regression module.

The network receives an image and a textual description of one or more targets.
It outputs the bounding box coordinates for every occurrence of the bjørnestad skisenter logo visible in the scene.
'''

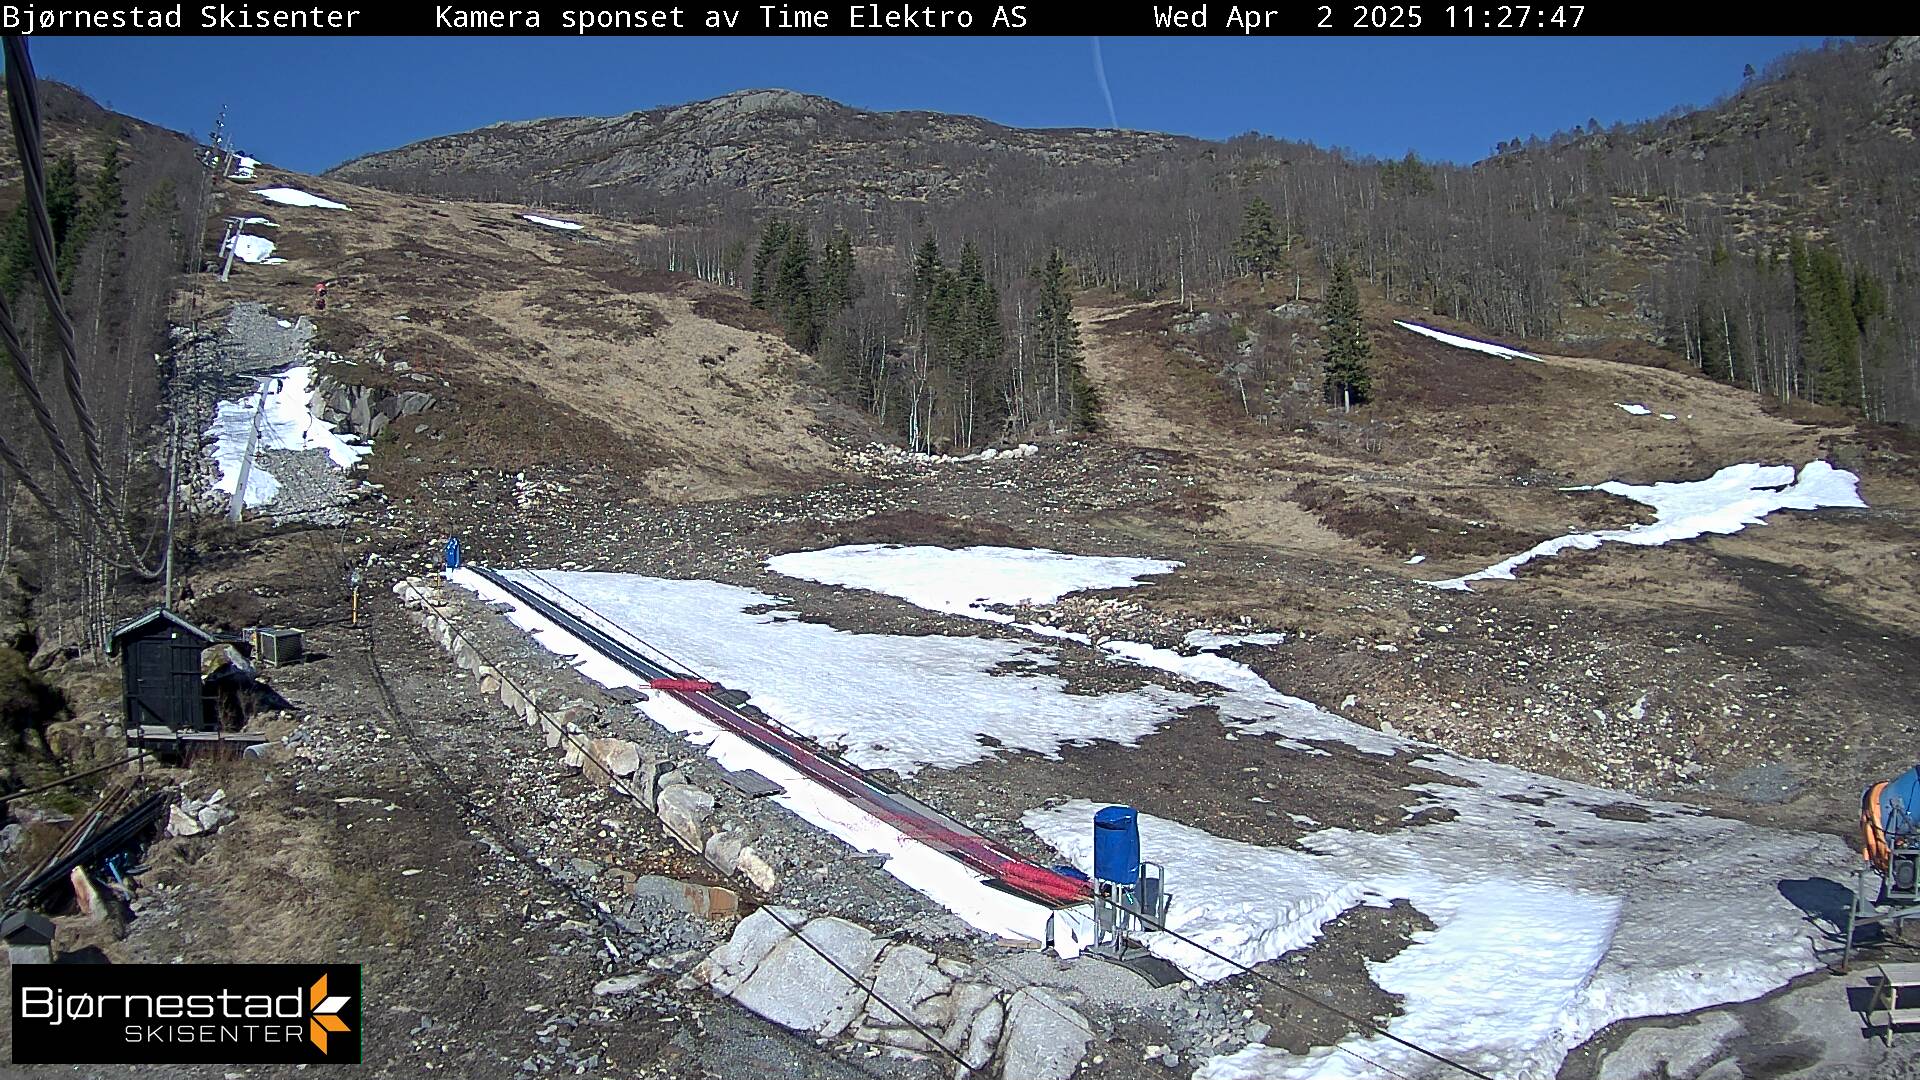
[10,963,361,1064]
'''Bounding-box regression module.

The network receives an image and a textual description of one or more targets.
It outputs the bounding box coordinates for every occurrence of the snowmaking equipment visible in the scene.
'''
[1086,806,1172,971]
[1844,764,1920,968]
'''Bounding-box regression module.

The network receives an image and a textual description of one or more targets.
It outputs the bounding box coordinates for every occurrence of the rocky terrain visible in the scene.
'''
[329,88,1196,210]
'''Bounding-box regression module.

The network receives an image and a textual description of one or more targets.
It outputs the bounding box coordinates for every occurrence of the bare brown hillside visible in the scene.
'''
[191,164,847,508]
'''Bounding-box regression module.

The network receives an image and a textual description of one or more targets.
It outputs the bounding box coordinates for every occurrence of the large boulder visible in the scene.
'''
[657,784,715,849]
[729,915,885,1037]
[998,987,1091,1080]
[868,944,954,1027]
[586,738,644,784]
[701,906,806,996]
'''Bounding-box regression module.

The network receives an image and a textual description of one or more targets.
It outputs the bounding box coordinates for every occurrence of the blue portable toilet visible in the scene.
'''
[443,535,462,570]
[1093,805,1141,886]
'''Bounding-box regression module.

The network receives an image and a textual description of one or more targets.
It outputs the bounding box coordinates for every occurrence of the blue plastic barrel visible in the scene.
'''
[444,536,462,570]
[1093,805,1141,885]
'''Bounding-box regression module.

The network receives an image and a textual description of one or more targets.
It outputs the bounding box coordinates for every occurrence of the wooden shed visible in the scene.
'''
[106,609,215,732]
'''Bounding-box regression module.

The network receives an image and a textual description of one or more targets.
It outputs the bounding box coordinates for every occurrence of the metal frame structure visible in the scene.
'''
[1844,865,1920,970]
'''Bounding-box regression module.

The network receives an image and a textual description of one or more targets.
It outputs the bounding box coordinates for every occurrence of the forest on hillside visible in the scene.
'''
[337,37,1918,450]
[0,84,205,655]
[603,38,1919,450]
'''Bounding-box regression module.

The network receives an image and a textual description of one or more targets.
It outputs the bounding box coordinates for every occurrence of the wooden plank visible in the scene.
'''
[717,768,785,799]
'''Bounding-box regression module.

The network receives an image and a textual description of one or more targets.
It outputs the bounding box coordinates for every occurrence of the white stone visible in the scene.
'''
[734,846,778,890]
[962,998,1003,1072]
[167,805,206,838]
[593,974,649,996]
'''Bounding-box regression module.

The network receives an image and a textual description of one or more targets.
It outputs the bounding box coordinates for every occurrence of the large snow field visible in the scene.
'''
[1395,320,1542,362]
[767,543,1853,1076]
[205,366,369,506]
[1430,461,1866,591]
[479,568,1199,775]
[1030,751,1850,1080]
[253,186,349,210]
[769,544,1402,755]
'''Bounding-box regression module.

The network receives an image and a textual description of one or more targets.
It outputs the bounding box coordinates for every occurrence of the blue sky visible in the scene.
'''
[29,37,1831,173]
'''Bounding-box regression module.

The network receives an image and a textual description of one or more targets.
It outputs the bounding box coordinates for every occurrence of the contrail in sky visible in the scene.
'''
[1090,37,1119,129]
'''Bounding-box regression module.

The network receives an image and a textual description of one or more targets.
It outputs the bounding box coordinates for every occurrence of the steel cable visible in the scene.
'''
[4,36,114,507]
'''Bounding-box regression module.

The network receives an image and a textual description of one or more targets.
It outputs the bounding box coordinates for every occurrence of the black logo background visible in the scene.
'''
[11,963,361,1064]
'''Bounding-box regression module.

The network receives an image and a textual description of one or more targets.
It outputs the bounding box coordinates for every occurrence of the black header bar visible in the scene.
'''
[0,2,1881,36]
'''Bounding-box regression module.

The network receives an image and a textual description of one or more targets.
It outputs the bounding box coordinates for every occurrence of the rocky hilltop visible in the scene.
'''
[329,88,1197,208]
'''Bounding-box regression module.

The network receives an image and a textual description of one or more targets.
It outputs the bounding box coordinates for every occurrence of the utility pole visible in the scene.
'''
[161,415,179,609]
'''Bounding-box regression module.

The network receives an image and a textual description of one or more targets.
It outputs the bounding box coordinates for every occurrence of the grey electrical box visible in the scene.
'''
[1891,850,1920,903]
[253,627,304,667]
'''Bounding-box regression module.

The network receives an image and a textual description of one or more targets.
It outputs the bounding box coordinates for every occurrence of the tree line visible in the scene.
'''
[592,38,1917,433]
[744,219,1095,452]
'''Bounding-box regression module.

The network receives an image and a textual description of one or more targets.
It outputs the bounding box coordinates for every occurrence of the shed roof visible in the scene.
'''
[0,909,54,944]
[106,608,215,655]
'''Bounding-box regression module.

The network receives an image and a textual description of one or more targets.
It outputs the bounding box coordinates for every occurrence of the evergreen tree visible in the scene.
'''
[775,230,817,350]
[816,228,856,318]
[811,229,860,392]
[1322,259,1373,407]
[46,152,81,254]
[58,144,123,288]
[749,220,790,308]
[0,206,31,298]
[1035,248,1097,430]
[910,235,944,323]
[949,240,1005,442]
[1233,196,1284,281]
[1790,237,1859,406]
[1380,151,1435,197]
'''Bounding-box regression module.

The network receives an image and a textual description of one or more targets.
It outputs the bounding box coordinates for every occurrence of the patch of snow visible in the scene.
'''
[1405,554,1425,565]
[768,545,1401,756]
[1029,754,1852,1080]
[228,234,277,265]
[522,213,584,231]
[1429,461,1865,591]
[240,216,276,228]
[204,366,369,506]
[229,155,258,180]
[1616,402,1652,415]
[1394,320,1541,362]
[253,186,349,210]
[482,569,1197,776]
[768,545,1180,623]
[1660,413,1679,421]
[443,567,1075,951]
